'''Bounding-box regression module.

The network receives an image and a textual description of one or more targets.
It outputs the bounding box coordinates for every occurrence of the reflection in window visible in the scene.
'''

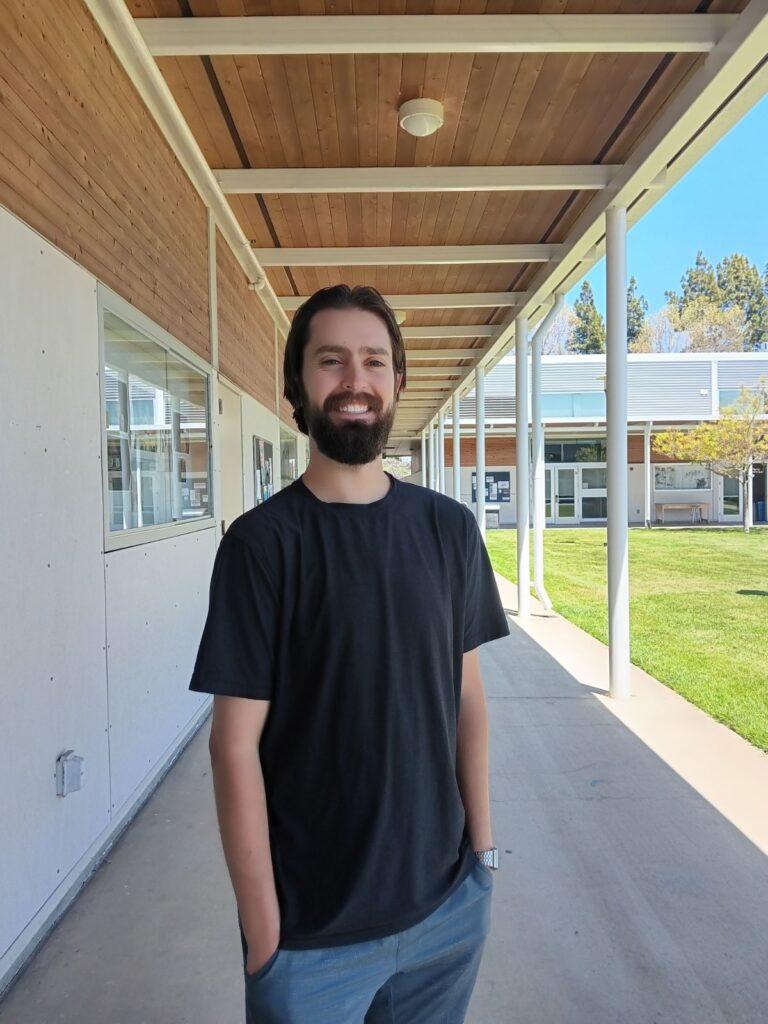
[582,496,608,518]
[545,439,607,463]
[280,427,299,490]
[542,391,605,418]
[103,310,210,533]
[723,475,740,515]
[654,464,711,490]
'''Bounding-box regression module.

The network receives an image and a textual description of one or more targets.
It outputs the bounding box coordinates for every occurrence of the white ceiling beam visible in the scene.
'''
[407,368,466,379]
[254,244,563,266]
[138,15,736,56]
[280,293,522,310]
[403,326,497,339]
[215,165,617,194]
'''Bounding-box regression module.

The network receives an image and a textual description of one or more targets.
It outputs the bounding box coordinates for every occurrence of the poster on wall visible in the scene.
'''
[253,437,275,505]
[471,471,511,503]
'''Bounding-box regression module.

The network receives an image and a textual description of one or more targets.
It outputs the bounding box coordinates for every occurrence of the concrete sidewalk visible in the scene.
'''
[1,580,767,1023]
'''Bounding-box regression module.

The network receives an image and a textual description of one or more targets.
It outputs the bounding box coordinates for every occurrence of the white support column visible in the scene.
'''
[531,297,563,612]
[606,206,631,699]
[421,430,427,487]
[207,209,224,541]
[452,392,461,503]
[430,422,438,490]
[746,462,754,529]
[644,421,652,527]
[426,425,433,489]
[515,315,530,620]
[476,367,486,539]
[438,409,446,493]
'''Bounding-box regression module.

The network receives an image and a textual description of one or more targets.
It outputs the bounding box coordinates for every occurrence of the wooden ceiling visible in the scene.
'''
[125,0,750,437]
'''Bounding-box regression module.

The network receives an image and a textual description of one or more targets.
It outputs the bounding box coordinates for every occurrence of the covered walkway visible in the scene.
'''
[2,580,766,1024]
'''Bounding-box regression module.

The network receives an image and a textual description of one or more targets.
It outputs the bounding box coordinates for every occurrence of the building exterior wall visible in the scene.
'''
[0,0,210,361]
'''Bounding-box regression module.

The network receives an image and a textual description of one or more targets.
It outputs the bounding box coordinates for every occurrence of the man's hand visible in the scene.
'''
[245,929,281,976]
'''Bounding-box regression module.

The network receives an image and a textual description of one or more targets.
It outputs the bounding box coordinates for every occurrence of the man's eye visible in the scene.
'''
[321,358,341,365]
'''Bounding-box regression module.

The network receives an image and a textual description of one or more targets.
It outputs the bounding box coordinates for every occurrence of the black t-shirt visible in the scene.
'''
[189,470,510,949]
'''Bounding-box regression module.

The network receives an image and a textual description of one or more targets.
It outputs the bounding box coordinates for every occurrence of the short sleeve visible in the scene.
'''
[462,511,511,653]
[188,530,279,700]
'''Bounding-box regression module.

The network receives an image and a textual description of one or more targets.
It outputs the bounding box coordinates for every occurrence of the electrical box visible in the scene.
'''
[56,750,85,797]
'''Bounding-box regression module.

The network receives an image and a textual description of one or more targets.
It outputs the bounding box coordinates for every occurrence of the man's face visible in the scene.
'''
[299,307,404,466]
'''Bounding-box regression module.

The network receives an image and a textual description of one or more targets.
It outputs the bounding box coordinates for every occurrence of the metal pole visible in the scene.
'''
[431,422,438,490]
[644,421,652,527]
[421,430,427,487]
[452,392,461,503]
[515,315,530,620]
[606,206,631,699]
[438,409,446,493]
[476,366,486,540]
[531,297,563,612]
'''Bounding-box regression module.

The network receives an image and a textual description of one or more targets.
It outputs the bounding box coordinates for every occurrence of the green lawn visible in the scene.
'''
[486,527,768,752]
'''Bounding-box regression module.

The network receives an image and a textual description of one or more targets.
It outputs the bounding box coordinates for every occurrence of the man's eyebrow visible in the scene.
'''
[312,344,390,357]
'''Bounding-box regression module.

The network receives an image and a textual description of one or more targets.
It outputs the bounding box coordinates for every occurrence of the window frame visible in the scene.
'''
[97,284,215,552]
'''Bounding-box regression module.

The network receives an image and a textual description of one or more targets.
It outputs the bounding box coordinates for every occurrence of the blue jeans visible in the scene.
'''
[238,857,494,1023]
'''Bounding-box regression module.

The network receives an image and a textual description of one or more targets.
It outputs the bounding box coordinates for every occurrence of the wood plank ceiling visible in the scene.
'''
[126,0,747,438]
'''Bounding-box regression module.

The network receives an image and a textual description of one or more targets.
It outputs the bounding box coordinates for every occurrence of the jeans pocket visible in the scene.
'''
[245,944,281,983]
[474,857,495,888]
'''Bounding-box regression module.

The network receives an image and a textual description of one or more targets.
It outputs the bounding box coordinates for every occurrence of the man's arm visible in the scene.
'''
[208,695,280,971]
[456,648,494,850]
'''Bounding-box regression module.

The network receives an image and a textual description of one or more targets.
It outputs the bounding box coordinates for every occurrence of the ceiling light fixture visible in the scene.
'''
[393,309,407,325]
[398,99,444,138]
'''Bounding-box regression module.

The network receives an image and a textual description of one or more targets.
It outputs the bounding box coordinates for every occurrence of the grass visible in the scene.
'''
[486,527,768,752]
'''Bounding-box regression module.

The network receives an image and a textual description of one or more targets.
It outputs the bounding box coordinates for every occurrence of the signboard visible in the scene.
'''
[471,471,511,503]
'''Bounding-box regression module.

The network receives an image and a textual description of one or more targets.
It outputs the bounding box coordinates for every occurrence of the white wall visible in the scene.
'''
[0,206,215,992]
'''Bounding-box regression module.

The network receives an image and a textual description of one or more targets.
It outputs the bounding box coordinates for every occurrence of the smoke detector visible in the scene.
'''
[398,99,444,138]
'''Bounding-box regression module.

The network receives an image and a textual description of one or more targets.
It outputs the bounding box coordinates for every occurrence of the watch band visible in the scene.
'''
[474,847,499,869]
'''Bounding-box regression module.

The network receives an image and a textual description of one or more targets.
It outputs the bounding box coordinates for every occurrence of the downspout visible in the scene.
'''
[531,294,564,612]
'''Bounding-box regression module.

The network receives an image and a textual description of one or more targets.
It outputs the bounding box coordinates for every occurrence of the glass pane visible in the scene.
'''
[280,428,299,488]
[723,475,740,514]
[581,467,607,489]
[573,392,606,417]
[557,468,575,518]
[582,496,607,518]
[654,463,711,490]
[104,310,210,532]
[545,472,551,516]
[545,443,562,463]
[542,393,574,417]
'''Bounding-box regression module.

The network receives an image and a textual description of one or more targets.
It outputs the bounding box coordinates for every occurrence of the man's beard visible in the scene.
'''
[302,391,398,466]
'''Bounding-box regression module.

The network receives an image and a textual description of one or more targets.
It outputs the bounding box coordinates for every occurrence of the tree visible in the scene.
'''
[541,305,577,355]
[716,253,768,352]
[629,307,679,353]
[666,251,722,313]
[571,281,606,354]
[667,297,746,352]
[652,378,768,533]
[626,276,649,347]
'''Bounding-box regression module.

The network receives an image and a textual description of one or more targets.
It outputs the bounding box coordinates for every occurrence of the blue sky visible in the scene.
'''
[565,93,768,316]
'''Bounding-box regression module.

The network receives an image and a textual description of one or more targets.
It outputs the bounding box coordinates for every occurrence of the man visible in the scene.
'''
[189,284,510,1023]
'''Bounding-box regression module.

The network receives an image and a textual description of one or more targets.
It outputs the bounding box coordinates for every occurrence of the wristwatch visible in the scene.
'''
[474,847,499,870]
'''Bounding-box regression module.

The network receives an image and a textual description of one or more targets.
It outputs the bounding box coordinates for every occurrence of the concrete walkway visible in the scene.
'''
[2,580,767,1023]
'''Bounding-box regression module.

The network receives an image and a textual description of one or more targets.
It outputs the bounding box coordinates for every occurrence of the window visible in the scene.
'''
[723,475,740,515]
[102,309,211,534]
[654,464,711,490]
[582,496,608,518]
[719,387,764,411]
[280,427,299,489]
[545,439,607,463]
[542,391,605,418]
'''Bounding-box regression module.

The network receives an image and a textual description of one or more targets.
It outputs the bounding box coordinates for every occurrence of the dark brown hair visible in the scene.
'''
[283,285,408,435]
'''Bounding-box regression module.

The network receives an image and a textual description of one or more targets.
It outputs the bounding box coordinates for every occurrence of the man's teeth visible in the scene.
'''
[339,406,369,412]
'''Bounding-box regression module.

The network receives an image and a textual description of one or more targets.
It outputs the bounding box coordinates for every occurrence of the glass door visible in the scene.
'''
[721,474,742,521]
[555,467,577,523]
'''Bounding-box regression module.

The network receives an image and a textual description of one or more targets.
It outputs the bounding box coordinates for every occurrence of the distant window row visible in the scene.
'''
[541,391,606,418]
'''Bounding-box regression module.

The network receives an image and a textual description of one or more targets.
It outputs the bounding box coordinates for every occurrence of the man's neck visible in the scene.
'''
[301,456,390,505]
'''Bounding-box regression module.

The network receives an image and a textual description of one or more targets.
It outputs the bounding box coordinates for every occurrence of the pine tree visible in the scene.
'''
[571,281,606,354]
[716,253,768,351]
[666,251,722,313]
[626,276,649,347]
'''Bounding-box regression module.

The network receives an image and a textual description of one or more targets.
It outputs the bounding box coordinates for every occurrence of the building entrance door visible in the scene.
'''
[554,467,577,524]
